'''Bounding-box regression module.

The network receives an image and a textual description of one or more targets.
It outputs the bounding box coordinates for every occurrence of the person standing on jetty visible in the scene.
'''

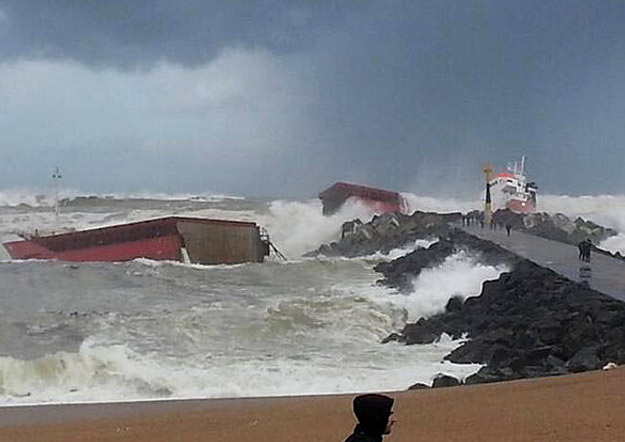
[343,393,395,442]
[505,223,512,236]
[578,240,585,260]
[584,238,593,262]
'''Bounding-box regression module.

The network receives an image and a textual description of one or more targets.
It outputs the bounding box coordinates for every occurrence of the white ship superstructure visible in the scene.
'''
[487,156,537,214]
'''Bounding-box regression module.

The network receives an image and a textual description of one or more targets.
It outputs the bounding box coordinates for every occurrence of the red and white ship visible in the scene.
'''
[487,156,538,214]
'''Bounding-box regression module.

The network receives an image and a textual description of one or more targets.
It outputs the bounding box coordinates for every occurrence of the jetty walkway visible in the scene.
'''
[461,225,625,302]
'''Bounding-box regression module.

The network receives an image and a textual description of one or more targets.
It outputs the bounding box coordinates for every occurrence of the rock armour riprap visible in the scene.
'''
[493,209,619,251]
[304,211,459,258]
[381,235,625,385]
[306,210,625,386]
[374,229,520,292]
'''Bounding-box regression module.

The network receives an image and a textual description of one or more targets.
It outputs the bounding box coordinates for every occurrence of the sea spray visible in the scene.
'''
[401,192,480,214]
[540,194,625,232]
[360,238,438,262]
[257,198,377,257]
[600,233,625,255]
[0,253,494,405]
[2,191,623,405]
[369,252,508,322]
[0,335,482,405]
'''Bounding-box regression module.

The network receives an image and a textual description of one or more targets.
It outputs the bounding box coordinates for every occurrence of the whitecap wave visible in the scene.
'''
[538,194,625,232]
[0,188,244,208]
[600,233,625,255]
[0,334,480,405]
[256,198,378,258]
[367,252,507,322]
[401,192,481,214]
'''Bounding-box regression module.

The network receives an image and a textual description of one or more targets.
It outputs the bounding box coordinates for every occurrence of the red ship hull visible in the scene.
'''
[319,182,405,216]
[505,199,536,214]
[3,217,268,265]
[358,199,403,214]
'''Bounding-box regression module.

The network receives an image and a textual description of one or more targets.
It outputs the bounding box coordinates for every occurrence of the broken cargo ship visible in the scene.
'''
[3,216,270,264]
[318,182,406,216]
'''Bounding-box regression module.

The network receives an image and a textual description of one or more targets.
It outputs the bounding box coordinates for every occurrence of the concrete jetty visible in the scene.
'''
[462,224,625,301]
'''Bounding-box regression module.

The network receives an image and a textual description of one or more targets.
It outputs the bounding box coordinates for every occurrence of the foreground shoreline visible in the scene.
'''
[1,367,624,442]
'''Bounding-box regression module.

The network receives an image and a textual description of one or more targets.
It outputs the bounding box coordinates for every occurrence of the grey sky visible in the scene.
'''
[0,0,624,198]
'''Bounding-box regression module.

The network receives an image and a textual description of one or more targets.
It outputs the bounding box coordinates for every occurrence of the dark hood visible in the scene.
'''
[352,394,394,435]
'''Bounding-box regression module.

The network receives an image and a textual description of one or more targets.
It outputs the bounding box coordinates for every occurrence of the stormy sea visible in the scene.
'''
[0,189,624,406]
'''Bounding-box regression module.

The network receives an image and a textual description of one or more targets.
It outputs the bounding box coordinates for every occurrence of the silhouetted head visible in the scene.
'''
[352,393,395,435]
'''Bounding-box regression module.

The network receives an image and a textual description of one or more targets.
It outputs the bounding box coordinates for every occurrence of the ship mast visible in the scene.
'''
[482,163,493,224]
[52,166,62,224]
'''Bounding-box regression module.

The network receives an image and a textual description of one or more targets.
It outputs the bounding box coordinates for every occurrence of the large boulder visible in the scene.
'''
[305,211,460,259]
[431,374,461,388]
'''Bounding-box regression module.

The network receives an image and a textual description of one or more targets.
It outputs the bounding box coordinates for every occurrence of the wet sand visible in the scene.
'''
[1,367,624,442]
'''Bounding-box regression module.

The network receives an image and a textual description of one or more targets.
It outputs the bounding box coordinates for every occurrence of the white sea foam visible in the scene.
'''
[600,233,625,255]
[367,252,507,322]
[0,188,80,208]
[109,191,245,202]
[2,190,624,406]
[359,238,438,262]
[0,334,480,405]
[0,188,243,208]
[537,194,625,254]
[0,250,493,405]
[539,194,625,232]
[256,198,377,258]
[402,192,481,214]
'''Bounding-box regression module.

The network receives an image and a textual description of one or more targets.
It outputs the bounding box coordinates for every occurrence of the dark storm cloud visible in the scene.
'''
[287,0,625,195]
[0,0,624,197]
[0,0,349,67]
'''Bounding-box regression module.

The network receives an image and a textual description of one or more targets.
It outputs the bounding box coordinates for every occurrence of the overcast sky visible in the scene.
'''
[0,1,624,198]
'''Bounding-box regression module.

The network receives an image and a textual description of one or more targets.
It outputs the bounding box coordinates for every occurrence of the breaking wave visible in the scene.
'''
[1,189,623,405]
[540,194,625,232]
[538,194,625,255]
[0,188,244,208]
[257,198,378,258]
[600,234,625,255]
[0,250,507,405]
[370,252,508,322]
[401,192,481,214]
[0,334,481,405]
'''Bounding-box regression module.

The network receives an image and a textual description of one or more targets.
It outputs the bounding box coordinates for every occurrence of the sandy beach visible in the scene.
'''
[1,367,624,442]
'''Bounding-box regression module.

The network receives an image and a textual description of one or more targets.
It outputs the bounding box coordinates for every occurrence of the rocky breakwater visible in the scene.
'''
[491,209,625,261]
[492,209,618,247]
[307,211,625,386]
[305,211,460,259]
[374,229,519,292]
[380,230,625,385]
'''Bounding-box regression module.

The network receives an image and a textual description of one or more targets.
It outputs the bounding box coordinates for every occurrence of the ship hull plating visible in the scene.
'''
[3,217,268,265]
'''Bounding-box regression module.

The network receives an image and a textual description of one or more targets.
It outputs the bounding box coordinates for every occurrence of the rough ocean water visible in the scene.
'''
[0,189,624,406]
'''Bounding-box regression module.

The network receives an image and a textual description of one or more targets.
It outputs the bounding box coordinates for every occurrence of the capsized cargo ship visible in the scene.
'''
[318,182,407,216]
[485,156,538,214]
[3,216,270,264]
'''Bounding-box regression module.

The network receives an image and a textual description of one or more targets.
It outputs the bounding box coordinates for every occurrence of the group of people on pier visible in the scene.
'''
[461,212,512,236]
[578,239,593,262]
